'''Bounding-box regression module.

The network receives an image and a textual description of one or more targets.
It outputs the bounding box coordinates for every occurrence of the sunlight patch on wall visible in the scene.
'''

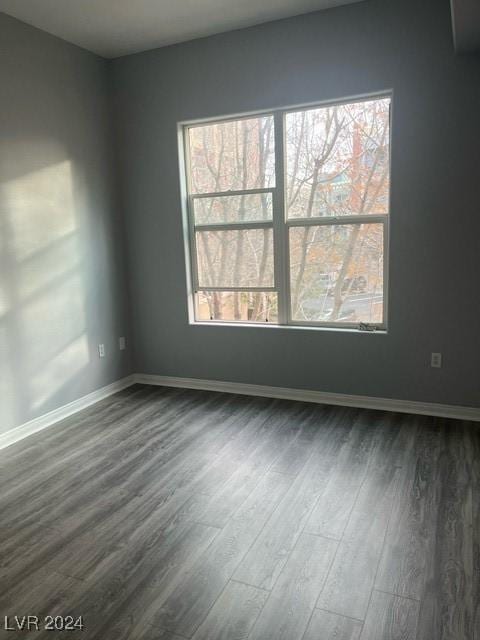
[0,324,17,431]
[30,333,90,411]
[3,160,76,261]
[0,277,9,319]
[1,157,91,417]
[22,271,89,408]
[17,233,80,301]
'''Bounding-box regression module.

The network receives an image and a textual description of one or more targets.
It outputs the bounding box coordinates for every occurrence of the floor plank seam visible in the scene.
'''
[273,428,348,582]
[310,524,341,617]
[356,463,403,638]
[373,587,421,603]
[314,606,364,623]
[298,606,317,640]
[149,625,189,640]
[179,575,233,639]
[311,462,363,613]
[303,530,342,543]
[241,449,331,638]
[55,569,86,583]
[148,454,289,636]
[230,578,271,593]
[191,519,224,530]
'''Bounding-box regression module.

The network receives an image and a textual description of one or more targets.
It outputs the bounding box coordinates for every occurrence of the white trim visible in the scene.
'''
[196,286,276,293]
[286,214,387,227]
[0,375,136,451]
[180,92,392,331]
[192,187,273,199]
[134,374,480,423]
[195,221,273,232]
[273,110,288,324]
[189,320,387,333]
[1,372,477,454]
[178,90,392,127]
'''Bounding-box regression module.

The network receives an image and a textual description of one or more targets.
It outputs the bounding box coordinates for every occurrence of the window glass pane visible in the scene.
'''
[188,116,275,194]
[194,193,272,225]
[290,224,384,324]
[286,98,390,218]
[196,291,278,323]
[196,228,274,288]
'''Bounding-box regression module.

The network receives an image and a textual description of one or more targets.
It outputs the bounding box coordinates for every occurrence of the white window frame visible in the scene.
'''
[180,92,392,332]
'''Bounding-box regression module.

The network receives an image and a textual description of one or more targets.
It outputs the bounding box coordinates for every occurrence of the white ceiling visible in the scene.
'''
[0,0,365,59]
[451,0,480,52]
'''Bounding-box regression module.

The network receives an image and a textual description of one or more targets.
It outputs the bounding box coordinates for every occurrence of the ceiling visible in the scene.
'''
[0,0,365,59]
[451,0,480,52]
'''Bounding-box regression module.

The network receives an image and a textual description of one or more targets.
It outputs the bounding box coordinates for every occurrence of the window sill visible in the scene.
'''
[189,321,388,335]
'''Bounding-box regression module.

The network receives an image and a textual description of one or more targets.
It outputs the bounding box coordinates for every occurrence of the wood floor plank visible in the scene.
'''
[23,522,220,640]
[0,386,189,488]
[0,387,477,640]
[374,417,441,600]
[472,425,480,640]
[0,567,81,619]
[359,590,419,640]
[0,524,59,582]
[269,436,314,477]
[233,408,353,590]
[101,627,184,640]
[303,609,362,640]
[0,390,229,534]
[0,396,253,554]
[415,420,474,640]
[1,399,279,590]
[269,405,322,476]
[148,471,292,638]
[47,478,219,582]
[109,629,183,640]
[316,443,402,620]
[183,405,322,529]
[315,482,398,620]
[191,400,309,498]
[191,580,268,640]
[182,452,282,530]
[248,533,337,640]
[303,412,380,539]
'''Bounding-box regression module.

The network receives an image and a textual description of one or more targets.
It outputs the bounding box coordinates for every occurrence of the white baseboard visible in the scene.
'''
[134,373,480,422]
[2,372,478,452]
[0,375,136,451]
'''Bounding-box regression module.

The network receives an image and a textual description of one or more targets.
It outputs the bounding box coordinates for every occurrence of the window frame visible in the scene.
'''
[180,92,392,332]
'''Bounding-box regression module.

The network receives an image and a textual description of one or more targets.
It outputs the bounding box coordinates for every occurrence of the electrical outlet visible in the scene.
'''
[119,337,126,351]
[431,352,442,368]
[98,343,105,358]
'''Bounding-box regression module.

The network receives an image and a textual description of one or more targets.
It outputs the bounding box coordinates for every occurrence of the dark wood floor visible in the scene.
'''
[0,384,478,640]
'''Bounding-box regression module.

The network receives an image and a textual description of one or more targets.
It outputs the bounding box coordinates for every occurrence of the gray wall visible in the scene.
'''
[0,13,132,434]
[112,0,480,408]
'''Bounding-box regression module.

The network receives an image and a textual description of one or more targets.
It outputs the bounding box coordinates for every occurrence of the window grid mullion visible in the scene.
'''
[184,133,201,293]
[285,213,388,228]
[286,218,387,326]
[196,286,277,292]
[273,111,288,325]
[194,221,273,233]
[191,187,274,200]
[383,216,390,329]
[194,221,275,292]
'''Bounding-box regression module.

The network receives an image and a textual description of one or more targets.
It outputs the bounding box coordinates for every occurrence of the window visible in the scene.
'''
[182,95,391,330]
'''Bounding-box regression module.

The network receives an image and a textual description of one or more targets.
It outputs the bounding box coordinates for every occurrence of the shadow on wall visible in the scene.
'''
[0,139,95,432]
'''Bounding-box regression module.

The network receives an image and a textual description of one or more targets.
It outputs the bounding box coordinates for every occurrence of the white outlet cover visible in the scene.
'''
[431,352,442,368]
[119,337,126,351]
[98,344,105,358]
